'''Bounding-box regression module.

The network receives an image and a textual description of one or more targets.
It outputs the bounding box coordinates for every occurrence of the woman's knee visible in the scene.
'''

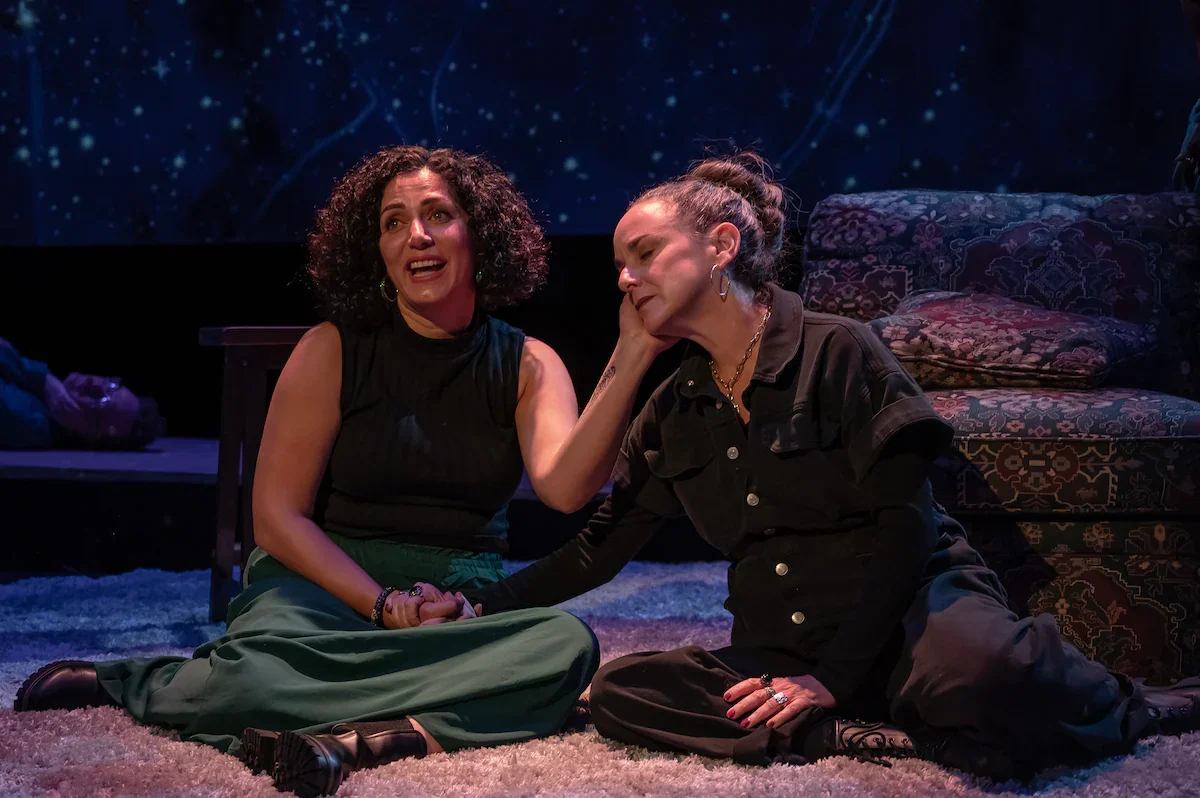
[911,609,1069,716]
[590,649,693,716]
[529,608,601,682]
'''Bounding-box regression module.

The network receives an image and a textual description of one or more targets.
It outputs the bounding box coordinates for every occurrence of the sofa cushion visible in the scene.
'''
[963,518,1200,685]
[928,388,1200,514]
[869,291,1156,389]
[800,191,1200,400]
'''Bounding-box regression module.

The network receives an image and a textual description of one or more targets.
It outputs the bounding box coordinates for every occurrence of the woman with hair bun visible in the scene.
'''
[465,150,1200,781]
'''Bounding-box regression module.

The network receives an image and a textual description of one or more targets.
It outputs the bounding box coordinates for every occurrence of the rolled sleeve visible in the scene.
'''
[829,325,955,481]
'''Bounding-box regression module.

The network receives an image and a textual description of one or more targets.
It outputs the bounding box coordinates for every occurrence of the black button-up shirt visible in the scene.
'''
[470,284,956,703]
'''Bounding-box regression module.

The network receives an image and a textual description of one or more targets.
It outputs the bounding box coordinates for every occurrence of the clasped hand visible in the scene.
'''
[724,674,836,730]
[381,583,483,630]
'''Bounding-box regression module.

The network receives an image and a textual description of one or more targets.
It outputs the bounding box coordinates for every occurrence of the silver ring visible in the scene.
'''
[773,693,788,706]
[763,686,777,698]
[759,674,771,688]
[407,585,423,597]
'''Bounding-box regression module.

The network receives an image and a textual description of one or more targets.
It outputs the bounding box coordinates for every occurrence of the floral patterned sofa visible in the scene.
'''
[800,190,1200,685]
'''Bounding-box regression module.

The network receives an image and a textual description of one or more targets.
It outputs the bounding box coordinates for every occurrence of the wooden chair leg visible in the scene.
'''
[210,350,246,623]
[239,354,268,572]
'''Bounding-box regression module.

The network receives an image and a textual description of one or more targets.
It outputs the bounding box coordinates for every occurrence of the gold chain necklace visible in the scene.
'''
[709,303,772,416]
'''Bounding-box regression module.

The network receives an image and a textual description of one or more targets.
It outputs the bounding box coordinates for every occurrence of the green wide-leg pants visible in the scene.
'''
[93,535,598,757]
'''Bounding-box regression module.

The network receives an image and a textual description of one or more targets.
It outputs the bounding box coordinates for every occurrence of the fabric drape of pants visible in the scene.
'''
[94,534,599,757]
[589,533,1154,772]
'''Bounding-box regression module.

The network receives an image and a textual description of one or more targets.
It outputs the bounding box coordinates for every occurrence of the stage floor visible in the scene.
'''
[3,563,1198,796]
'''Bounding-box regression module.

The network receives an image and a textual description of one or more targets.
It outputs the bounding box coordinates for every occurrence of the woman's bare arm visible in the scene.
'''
[250,323,387,619]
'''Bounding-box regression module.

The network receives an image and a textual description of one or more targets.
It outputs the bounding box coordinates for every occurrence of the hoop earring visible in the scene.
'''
[709,263,729,300]
[379,278,397,302]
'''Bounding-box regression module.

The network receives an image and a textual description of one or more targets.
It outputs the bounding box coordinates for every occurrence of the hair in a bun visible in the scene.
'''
[632,149,789,295]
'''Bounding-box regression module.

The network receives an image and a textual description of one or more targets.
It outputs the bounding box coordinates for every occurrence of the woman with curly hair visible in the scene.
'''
[14,146,671,797]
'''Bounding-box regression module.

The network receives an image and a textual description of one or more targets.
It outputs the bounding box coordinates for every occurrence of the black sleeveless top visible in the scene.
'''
[312,306,527,552]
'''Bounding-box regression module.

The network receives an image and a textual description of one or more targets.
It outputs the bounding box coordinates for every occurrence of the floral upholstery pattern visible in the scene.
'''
[929,388,1200,439]
[927,388,1200,514]
[964,518,1200,685]
[802,191,1200,400]
[868,291,1156,389]
[801,189,1200,682]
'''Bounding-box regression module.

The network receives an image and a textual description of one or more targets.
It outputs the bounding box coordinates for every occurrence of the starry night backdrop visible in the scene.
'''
[1,0,1197,246]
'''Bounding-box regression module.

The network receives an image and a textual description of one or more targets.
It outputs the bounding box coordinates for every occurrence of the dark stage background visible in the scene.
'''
[2,1,1198,576]
[1,0,1196,245]
[0,236,741,576]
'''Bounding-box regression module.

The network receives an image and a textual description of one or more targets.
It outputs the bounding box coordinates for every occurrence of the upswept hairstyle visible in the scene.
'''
[633,150,790,297]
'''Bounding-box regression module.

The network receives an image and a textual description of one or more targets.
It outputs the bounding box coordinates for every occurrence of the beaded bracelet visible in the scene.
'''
[370,586,399,628]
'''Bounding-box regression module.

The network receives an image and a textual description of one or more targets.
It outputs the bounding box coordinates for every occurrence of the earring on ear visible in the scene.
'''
[709,263,730,300]
[379,277,397,302]
[475,269,484,283]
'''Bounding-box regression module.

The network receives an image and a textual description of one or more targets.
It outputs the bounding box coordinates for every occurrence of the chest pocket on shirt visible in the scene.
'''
[762,405,837,455]
[644,438,712,479]
[644,431,741,554]
[644,437,717,516]
[760,409,850,526]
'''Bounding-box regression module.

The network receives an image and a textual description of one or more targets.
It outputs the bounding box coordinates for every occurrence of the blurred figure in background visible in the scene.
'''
[0,337,163,450]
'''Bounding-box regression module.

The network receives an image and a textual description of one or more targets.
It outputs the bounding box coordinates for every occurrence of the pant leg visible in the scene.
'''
[887,534,1152,769]
[404,608,599,751]
[590,645,830,765]
[96,573,599,755]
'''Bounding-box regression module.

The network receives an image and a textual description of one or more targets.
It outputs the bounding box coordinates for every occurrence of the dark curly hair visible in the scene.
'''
[306,145,550,329]
[632,150,792,298]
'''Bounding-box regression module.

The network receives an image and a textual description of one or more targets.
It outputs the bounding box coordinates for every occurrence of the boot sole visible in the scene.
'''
[275,731,342,798]
[13,660,99,712]
[240,728,279,776]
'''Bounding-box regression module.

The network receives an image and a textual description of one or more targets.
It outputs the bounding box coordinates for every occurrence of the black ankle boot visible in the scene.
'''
[13,660,120,712]
[801,718,1018,782]
[240,728,280,775]
[273,720,428,797]
[1143,677,1200,737]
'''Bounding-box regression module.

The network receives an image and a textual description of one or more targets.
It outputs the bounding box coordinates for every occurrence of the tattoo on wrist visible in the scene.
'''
[595,364,617,393]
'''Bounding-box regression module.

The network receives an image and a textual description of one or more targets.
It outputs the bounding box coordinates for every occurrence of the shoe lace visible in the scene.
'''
[837,722,910,768]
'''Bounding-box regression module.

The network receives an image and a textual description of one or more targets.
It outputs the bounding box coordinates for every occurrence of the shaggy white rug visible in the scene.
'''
[2,564,1197,797]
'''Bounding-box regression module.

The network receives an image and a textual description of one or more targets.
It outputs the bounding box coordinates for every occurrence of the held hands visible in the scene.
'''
[724,674,837,730]
[381,583,484,629]
[618,292,678,358]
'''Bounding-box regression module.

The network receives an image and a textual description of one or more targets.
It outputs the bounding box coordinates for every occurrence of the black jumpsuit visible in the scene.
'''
[469,284,1153,773]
